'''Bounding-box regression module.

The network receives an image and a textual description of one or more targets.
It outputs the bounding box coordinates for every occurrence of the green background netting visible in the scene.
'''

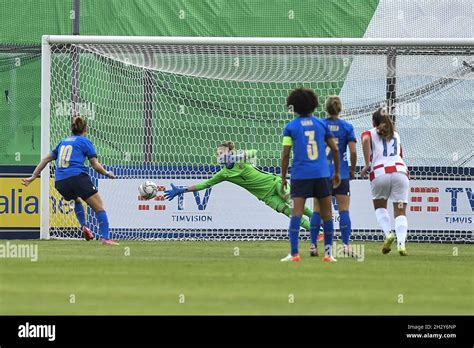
[0,0,378,165]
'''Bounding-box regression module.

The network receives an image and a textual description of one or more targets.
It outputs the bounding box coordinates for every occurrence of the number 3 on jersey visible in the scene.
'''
[304,131,318,160]
[58,145,73,168]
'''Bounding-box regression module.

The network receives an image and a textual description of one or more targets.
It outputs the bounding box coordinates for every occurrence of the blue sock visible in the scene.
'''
[288,216,301,255]
[310,212,321,245]
[74,201,86,227]
[323,219,334,256]
[339,210,352,245]
[96,210,110,240]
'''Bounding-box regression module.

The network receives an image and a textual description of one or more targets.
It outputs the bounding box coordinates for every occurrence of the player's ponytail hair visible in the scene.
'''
[325,95,342,117]
[219,141,235,151]
[71,116,87,135]
[372,108,394,140]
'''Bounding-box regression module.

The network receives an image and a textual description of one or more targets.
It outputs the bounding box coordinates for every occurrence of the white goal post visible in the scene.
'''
[41,35,474,243]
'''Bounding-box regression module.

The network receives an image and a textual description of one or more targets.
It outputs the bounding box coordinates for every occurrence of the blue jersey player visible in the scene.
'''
[280,88,341,262]
[22,116,119,245]
[323,96,358,257]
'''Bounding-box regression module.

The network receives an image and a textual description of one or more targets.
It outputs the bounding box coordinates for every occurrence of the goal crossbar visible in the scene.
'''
[43,35,474,47]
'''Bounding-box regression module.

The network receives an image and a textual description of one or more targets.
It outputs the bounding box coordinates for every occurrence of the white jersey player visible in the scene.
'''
[361,108,409,256]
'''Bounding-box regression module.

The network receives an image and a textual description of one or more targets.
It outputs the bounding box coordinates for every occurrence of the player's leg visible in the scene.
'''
[281,179,307,262]
[374,198,395,254]
[336,194,357,257]
[281,197,305,262]
[76,174,118,245]
[336,194,350,243]
[309,198,321,256]
[283,179,322,245]
[391,173,410,256]
[319,195,336,262]
[73,199,94,241]
[291,197,306,258]
[55,178,92,241]
[84,193,117,245]
[73,199,86,227]
[272,179,310,230]
[264,189,310,230]
[333,179,355,255]
[315,178,337,262]
[371,175,395,254]
[393,201,408,255]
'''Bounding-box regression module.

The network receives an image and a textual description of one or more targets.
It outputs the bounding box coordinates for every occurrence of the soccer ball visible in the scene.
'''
[138,181,158,200]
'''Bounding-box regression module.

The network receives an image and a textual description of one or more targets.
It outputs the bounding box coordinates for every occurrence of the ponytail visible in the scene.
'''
[325,95,342,117]
[372,108,394,140]
[71,116,87,135]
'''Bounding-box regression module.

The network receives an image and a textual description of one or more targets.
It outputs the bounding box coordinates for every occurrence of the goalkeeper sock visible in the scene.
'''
[300,218,310,231]
[310,212,321,245]
[96,210,110,240]
[339,210,351,246]
[395,215,408,247]
[323,219,334,257]
[375,208,391,237]
[74,201,86,227]
[282,206,291,218]
[288,216,301,255]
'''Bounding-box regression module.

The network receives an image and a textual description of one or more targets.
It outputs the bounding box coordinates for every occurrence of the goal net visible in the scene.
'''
[42,36,473,243]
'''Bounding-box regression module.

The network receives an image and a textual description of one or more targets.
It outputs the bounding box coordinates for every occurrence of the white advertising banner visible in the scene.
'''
[99,179,473,231]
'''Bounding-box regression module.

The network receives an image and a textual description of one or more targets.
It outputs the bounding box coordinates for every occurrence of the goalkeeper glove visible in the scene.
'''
[164,183,187,201]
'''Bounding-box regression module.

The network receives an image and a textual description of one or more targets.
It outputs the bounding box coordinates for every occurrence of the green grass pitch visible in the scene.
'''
[0,240,472,315]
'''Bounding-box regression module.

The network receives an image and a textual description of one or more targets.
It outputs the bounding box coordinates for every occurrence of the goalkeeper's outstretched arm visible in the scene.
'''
[164,171,225,201]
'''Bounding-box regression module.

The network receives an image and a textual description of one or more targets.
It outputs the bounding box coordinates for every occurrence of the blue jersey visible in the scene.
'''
[51,135,97,181]
[283,115,334,180]
[322,118,356,179]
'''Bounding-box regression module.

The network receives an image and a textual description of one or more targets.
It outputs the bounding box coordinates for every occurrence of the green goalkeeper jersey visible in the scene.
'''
[194,158,279,200]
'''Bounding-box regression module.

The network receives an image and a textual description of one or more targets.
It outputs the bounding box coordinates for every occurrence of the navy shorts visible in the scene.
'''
[55,173,98,201]
[290,178,332,199]
[332,179,350,196]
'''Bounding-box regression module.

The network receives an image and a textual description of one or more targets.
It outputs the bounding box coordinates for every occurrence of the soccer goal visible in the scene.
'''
[41,36,473,243]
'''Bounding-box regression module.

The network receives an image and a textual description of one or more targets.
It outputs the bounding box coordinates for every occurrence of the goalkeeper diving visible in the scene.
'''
[163,141,321,236]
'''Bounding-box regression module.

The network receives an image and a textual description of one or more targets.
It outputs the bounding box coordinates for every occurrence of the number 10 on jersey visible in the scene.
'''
[58,145,73,168]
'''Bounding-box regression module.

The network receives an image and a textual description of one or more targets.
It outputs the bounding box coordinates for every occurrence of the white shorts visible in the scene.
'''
[370,172,409,203]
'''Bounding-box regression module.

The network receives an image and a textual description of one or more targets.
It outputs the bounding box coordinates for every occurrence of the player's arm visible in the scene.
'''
[323,122,340,188]
[164,171,225,201]
[347,124,357,179]
[326,137,341,188]
[280,136,292,194]
[83,139,114,178]
[21,153,55,186]
[348,141,357,179]
[89,157,115,178]
[360,132,371,178]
